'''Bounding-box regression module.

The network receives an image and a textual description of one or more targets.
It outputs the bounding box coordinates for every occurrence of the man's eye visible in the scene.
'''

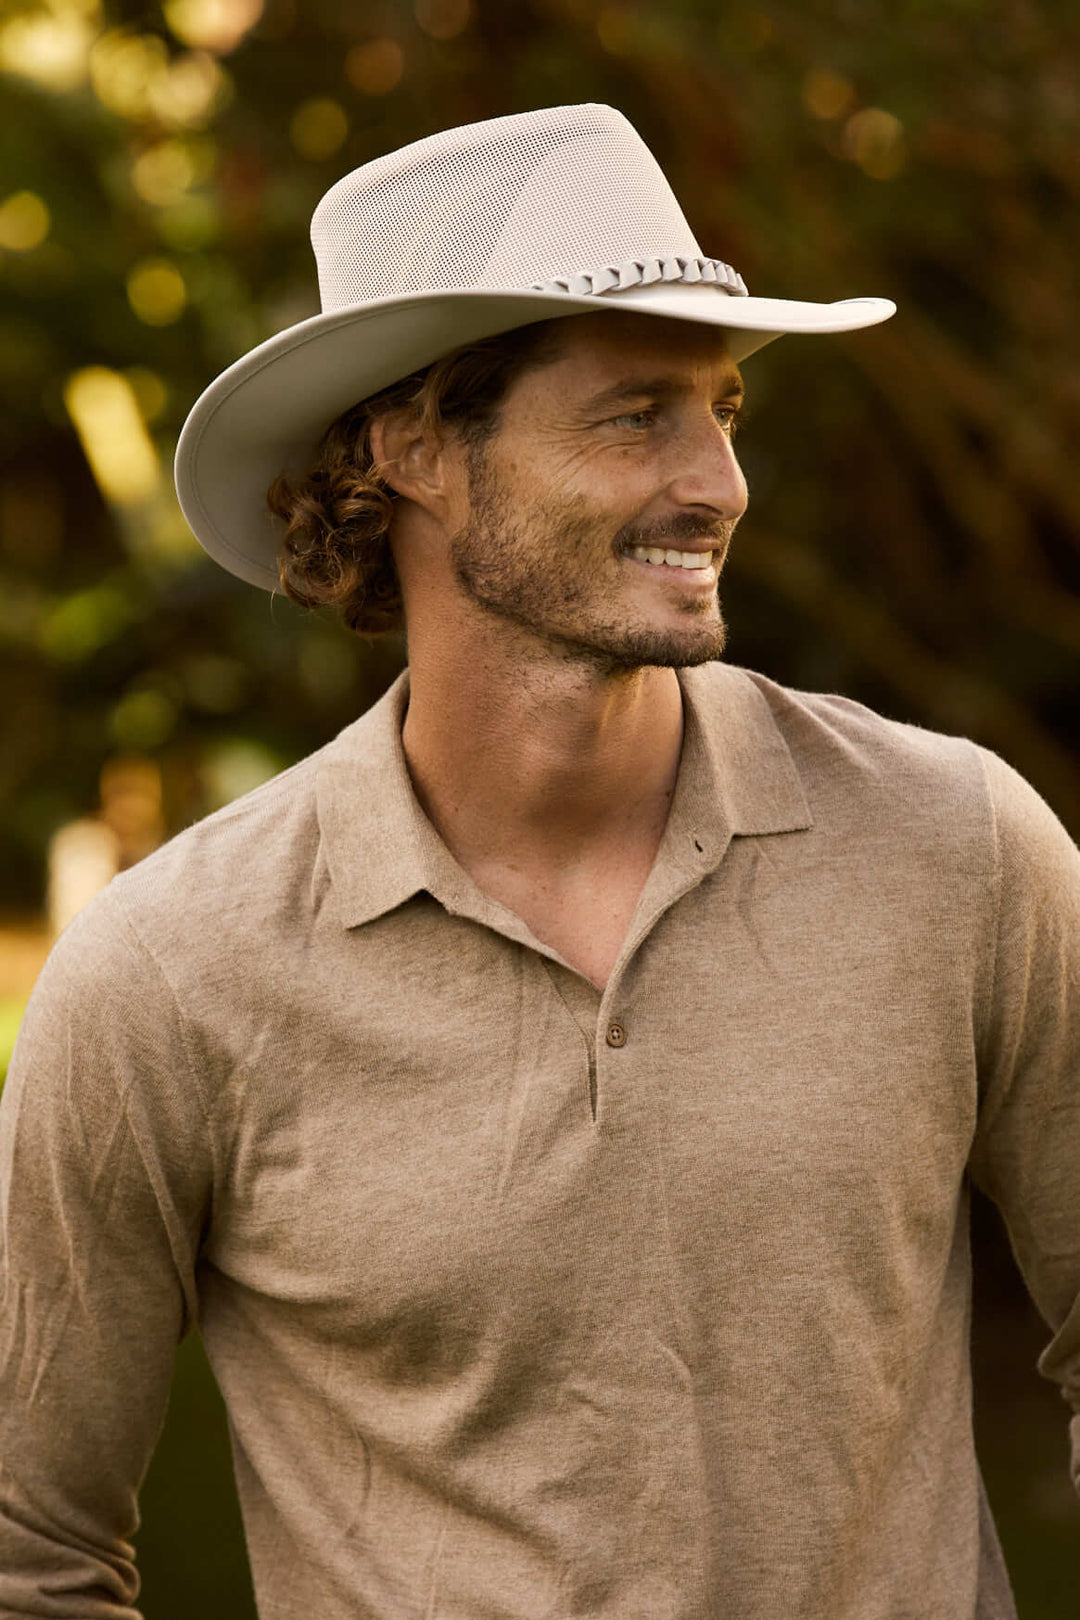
[608,404,745,433]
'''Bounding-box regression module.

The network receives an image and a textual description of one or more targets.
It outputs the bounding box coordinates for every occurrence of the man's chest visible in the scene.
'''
[198,853,979,1379]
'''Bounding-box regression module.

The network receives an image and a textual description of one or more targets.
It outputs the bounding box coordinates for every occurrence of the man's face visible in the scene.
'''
[447,310,748,673]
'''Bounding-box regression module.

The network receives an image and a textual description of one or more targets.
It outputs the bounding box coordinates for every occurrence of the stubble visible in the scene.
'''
[449,445,733,675]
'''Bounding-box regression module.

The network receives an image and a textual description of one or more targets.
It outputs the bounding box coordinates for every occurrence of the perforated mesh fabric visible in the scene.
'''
[310,103,742,310]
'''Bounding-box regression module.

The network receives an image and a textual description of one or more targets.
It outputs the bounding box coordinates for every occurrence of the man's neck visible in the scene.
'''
[400,629,685,887]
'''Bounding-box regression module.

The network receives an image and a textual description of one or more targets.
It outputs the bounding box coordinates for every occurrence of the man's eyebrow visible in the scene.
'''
[579,372,746,413]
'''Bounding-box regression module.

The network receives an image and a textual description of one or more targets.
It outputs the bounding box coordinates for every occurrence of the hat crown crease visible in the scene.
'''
[310,102,741,310]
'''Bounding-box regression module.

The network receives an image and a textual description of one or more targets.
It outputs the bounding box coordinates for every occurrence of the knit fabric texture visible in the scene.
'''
[2,660,1078,1619]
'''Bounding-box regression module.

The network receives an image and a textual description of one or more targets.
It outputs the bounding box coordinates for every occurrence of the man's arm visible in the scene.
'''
[0,890,213,1617]
[968,747,1080,1499]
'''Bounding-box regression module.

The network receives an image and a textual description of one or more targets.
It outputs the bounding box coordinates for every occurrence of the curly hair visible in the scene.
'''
[267,320,566,635]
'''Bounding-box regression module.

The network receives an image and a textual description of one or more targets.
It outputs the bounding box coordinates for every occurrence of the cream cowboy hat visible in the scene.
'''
[175,102,895,591]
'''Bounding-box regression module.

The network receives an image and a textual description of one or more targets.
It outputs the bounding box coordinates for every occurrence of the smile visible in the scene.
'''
[627,546,716,571]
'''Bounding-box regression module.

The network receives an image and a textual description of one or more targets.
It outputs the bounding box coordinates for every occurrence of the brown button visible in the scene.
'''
[606,1021,626,1048]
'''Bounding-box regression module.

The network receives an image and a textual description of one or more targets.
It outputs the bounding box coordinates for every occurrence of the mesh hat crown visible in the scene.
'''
[311,102,746,308]
[176,103,895,591]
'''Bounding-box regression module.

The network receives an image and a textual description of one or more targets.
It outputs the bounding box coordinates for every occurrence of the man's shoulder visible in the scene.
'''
[696,658,984,765]
[93,706,383,981]
[114,739,328,916]
[23,724,362,1059]
[709,666,1079,894]
[691,661,1001,839]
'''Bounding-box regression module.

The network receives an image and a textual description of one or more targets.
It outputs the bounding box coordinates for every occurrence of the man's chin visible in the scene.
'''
[551,617,728,675]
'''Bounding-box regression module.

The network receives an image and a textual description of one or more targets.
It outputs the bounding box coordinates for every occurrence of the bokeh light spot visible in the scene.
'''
[345,39,404,96]
[39,582,135,662]
[47,818,122,935]
[90,31,229,126]
[132,140,197,207]
[0,998,27,1082]
[89,29,169,118]
[0,7,94,93]
[844,107,906,179]
[202,737,286,808]
[148,50,231,127]
[155,193,220,249]
[0,192,51,252]
[163,0,264,55]
[124,366,170,423]
[803,68,857,121]
[109,687,179,750]
[414,0,471,41]
[127,257,188,325]
[63,367,161,505]
[289,97,349,160]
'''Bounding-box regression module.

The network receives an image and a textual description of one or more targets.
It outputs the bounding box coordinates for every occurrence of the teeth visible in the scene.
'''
[629,546,714,570]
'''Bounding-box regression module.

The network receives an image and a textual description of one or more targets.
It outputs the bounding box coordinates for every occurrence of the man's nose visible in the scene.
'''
[666,415,748,520]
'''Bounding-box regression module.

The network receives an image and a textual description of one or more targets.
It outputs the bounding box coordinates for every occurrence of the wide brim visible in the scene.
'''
[174,283,895,591]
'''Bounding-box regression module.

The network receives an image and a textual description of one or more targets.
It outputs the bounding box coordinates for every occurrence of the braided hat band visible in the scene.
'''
[533,256,749,298]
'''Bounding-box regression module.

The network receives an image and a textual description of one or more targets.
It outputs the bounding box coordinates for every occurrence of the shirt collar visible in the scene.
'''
[316,661,812,932]
[670,660,813,868]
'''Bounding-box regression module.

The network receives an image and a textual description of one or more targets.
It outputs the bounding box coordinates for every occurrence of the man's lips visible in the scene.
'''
[616,519,735,557]
[618,526,731,578]
[622,544,721,583]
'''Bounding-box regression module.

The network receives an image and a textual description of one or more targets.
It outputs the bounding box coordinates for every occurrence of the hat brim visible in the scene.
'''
[175,283,895,591]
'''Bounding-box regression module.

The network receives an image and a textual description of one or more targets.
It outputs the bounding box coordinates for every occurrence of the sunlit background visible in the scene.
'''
[1,1,1078,1614]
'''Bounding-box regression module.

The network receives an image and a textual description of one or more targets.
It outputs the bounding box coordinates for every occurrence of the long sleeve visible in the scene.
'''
[968,746,1080,1499]
[0,889,214,1617]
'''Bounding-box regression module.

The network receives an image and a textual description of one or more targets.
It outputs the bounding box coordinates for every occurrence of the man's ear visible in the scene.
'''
[370,410,452,518]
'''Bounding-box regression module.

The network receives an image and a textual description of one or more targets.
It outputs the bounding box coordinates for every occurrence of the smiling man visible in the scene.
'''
[359,311,749,990]
[2,104,1079,1620]
[429,320,744,670]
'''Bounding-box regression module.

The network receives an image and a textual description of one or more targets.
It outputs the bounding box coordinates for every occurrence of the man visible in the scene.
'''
[1,103,1077,1620]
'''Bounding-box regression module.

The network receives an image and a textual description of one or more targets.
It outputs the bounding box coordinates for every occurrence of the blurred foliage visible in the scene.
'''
[1,0,1078,917]
[0,994,23,1079]
[1,0,1078,1613]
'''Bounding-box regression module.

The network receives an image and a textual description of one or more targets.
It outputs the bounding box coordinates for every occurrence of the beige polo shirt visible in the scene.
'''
[1,660,1078,1620]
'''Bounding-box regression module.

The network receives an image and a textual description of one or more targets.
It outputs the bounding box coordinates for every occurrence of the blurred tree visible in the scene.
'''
[1,0,1078,901]
[1,0,1077,1614]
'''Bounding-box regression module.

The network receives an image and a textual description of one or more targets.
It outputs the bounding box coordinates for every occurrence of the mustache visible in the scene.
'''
[615,513,738,551]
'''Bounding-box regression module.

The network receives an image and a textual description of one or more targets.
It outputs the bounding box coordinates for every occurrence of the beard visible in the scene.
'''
[448,443,735,675]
